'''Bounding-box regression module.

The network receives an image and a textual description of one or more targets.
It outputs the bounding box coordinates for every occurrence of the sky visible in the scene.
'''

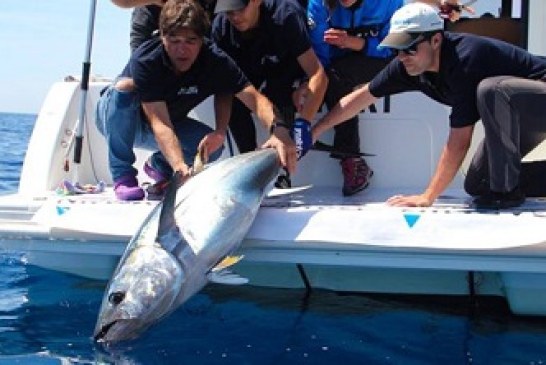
[0,1,130,114]
[0,0,508,115]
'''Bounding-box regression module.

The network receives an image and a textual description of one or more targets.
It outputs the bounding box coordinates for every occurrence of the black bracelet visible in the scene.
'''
[269,120,291,135]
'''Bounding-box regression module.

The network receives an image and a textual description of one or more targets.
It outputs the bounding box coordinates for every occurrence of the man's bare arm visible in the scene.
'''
[142,101,190,176]
[312,83,377,141]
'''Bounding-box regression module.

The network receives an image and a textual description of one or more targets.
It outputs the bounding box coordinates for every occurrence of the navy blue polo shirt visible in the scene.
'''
[211,0,310,86]
[369,32,546,128]
[120,37,249,123]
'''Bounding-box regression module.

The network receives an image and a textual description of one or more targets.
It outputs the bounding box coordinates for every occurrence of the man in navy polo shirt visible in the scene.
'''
[96,0,297,201]
[312,2,546,209]
[211,0,327,156]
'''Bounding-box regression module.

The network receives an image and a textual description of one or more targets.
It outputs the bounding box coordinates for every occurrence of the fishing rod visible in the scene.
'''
[65,0,97,172]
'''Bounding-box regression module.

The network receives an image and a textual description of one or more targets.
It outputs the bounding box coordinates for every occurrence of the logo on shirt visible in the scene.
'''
[177,86,198,95]
[308,17,316,30]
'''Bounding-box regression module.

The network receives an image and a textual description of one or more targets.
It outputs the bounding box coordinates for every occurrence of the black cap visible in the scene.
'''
[214,0,249,13]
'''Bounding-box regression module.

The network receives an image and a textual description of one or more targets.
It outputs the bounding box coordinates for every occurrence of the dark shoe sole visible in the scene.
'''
[145,180,170,201]
[114,189,145,201]
[473,196,525,210]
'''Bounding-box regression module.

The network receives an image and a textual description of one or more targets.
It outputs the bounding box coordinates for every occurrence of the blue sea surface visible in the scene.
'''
[2,111,546,364]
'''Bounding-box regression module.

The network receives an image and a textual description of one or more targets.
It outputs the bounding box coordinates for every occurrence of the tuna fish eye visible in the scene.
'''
[108,291,126,305]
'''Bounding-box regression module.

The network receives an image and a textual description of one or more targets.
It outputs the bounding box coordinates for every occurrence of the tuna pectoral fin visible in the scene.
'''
[207,270,249,285]
[208,256,248,285]
[212,255,244,272]
[266,184,313,198]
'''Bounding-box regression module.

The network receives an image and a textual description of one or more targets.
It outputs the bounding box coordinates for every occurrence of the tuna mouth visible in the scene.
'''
[94,321,117,342]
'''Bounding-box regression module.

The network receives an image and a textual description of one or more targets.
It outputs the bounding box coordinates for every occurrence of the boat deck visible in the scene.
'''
[244,186,546,270]
[1,185,545,266]
[1,186,546,315]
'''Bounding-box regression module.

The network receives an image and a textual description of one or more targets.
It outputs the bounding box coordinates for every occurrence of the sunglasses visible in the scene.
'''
[393,35,430,56]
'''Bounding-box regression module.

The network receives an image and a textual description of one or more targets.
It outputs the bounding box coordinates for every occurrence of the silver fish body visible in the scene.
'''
[94,149,280,343]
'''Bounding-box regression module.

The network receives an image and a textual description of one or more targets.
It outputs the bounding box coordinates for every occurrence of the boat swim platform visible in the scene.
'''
[1,186,546,315]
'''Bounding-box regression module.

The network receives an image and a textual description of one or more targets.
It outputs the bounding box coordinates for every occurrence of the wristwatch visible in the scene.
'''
[269,120,291,135]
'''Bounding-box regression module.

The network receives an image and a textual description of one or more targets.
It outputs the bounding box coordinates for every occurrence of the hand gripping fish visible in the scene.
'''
[94,149,280,343]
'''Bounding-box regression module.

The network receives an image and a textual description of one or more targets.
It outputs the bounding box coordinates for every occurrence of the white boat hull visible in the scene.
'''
[2,185,546,316]
[2,79,546,316]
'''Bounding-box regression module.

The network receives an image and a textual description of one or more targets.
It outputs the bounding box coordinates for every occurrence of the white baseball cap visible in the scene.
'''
[379,3,445,49]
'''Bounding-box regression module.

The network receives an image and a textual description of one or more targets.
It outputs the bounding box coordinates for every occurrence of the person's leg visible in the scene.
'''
[228,98,257,154]
[145,117,223,179]
[325,55,388,195]
[325,66,361,156]
[327,55,389,155]
[261,75,298,188]
[466,143,546,198]
[96,86,144,180]
[142,117,224,199]
[464,140,489,196]
[325,67,366,195]
[472,76,546,208]
[95,84,146,200]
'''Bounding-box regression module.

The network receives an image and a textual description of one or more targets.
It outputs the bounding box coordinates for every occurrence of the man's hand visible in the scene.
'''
[386,194,433,207]
[439,1,475,22]
[198,130,225,162]
[324,28,364,51]
[324,28,350,48]
[262,127,297,174]
[172,161,191,177]
[291,118,312,160]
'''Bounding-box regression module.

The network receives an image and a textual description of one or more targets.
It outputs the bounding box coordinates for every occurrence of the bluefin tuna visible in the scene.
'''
[93,149,280,343]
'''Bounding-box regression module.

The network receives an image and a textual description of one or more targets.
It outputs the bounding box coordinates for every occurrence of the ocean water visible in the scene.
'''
[2,112,546,364]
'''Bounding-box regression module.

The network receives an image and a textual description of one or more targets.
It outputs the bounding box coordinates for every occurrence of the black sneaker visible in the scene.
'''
[274,169,292,189]
[473,187,525,209]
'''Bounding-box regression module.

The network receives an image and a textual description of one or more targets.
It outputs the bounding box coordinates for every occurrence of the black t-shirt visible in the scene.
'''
[369,32,546,128]
[120,37,249,123]
[130,5,161,53]
[211,0,310,86]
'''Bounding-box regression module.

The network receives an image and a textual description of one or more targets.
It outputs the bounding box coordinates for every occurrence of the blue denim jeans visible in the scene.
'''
[95,85,222,181]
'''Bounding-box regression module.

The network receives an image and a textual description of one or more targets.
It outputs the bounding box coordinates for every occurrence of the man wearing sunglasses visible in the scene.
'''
[211,0,327,158]
[312,2,546,209]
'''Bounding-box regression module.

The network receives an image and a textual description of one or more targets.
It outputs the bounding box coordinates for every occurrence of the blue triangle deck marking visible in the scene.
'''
[56,206,70,215]
[403,213,420,228]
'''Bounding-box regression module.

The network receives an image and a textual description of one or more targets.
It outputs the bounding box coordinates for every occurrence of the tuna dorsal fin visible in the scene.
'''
[157,172,184,250]
[211,255,245,272]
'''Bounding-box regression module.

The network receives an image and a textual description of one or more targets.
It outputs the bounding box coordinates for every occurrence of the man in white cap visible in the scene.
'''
[312,2,546,209]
